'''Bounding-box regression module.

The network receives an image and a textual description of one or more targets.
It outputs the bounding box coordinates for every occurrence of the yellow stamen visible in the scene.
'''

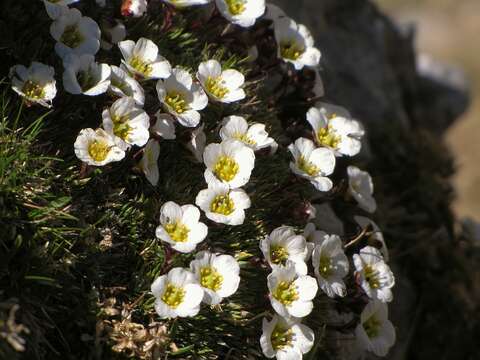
[129,56,152,77]
[317,124,341,149]
[225,0,246,15]
[205,76,229,99]
[364,265,380,289]
[88,140,110,162]
[164,222,190,243]
[60,25,84,48]
[280,41,304,61]
[298,156,320,176]
[271,325,294,350]
[77,71,96,92]
[111,114,132,141]
[165,92,189,114]
[318,256,332,277]
[270,245,289,265]
[233,132,256,146]
[200,267,223,291]
[363,315,381,338]
[214,155,239,182]
[22,80,45,100]
[210,194,235,215]
[161,283,185,308]
[273,281,299,305]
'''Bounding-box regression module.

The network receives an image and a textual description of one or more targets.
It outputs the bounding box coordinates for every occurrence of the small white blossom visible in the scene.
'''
[306,106,364,157]
[151,267,204,318]
[354,216,389,261]
[152,112,176,139]
[10,62,56,108]
[288,137,336,192]
[219,115,275,151]
[311,231,349,298]
[162,0,212,7]
[215,0,265,27]
[347,166,377,213]
[63,54,111,96]
[260,226,309,275]
[102,97,150,150]
[119,38,172,80]
[190,251,240,305]
[355,300,396,357]
[50,8,100,59]
[108,65,145,106]
[139,139,160,186]
[353,246,394,303]
[203,139,255,189]
[264,3,286,21]
[156,201,208,253]
[121,0,148,17]
[195,181,251,226]
[187,124,207,162]
[100,21,126,50]
[267,262,317,319]
[41,0,79,20]
[274,17,320,70]
[304,204,345,238]
[74,128,125,166]
[260,315,314,360]
[197,60,245,103]
[157,67,208,127]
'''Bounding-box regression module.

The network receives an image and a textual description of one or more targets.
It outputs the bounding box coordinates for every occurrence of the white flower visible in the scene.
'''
[274,17,321,70]
[42,0,79,20]
[139,139,160,186]
[100,21,126,50]
[10,62,56,108]
[311,231,349,298]
[260,315,314,360]
[102,97,150,150]
[353,246,394,303]
[119,38,172,80]
[155,201,208,253]
[74,128,125,166]
[197,60,245,103]
[354,216,389,261]
[108,65,145,106]
[215,0,265,27]
[304,204,345,237]
[152,112,176,139]
[156,67,208,127]
[151,267,204,318]
[190,251,240,305]
[267,262,317,319]
[347,166,377,213]
[162,0,212,7]
[121,0,148,17]
[195,181,251,226]
[203,139,255,189]
[260,226,309,275]
[306,106,364,157]
[63,54,111,96]
[264,3,286,21]
[219,115,275,151]
[187,124,207,162]
[288,138,336,192]
[355,300,396,357]
[50,8,100,59]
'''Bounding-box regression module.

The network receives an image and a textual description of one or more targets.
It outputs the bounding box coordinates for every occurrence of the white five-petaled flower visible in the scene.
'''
[74,128,125,166]
[274,17,321,70]
[355,300,396,357]
[190,251,240,305]
[156,67,208,127]
[260,226,309,275]
[119,38,172,80]
[203,139,255,189]
[121,0,148,17]
[162,0,212,7]
[195,181,251,226]
[139,139,160,186]
[41,0,79,19]
[10,62,57,108]
[100,21,126,50]
[310,231,349,298]
[50,8,100,59]
[108,65,145,107]
[197,60,245,103]
[260,315,315,360]
[288,137,336,192]
[219,115,275,151]
[63,54,111,96]
[102,97,150,150]
[155,201,208,253]
[187,124,207,163]
[152,112,176,139]
[215,0,265,28]
[267,262,318,319]
[354,216,389,261]
[306,106,364,157]
[353,246,394,303]
[151,267,204,318]
[347,166,377,213]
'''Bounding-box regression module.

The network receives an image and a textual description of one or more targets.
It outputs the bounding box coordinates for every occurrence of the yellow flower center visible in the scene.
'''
[22,80,45,100]
[88,140,110,162]
[317,124,341,149]
[111,114,132,141]
[164,222,190,243]
[214,155,239,182]
[78,70,97,92]
[205,76,229,99]
[270,245,289,265]
[318,255,332,277]
[271,325,294,350]
[210,194,235,215]
[364,265,380,289]
[161,283,185,308]
[225,0,246,15]
[129,56,152,77]
[280,41,304,61]
[165,92,189,114]
[233,132,256,146]
[363,315,381,339]
[298,156,320,176]
[273,281,299,305]
[200,267,223,291]
[60,24,84,48]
